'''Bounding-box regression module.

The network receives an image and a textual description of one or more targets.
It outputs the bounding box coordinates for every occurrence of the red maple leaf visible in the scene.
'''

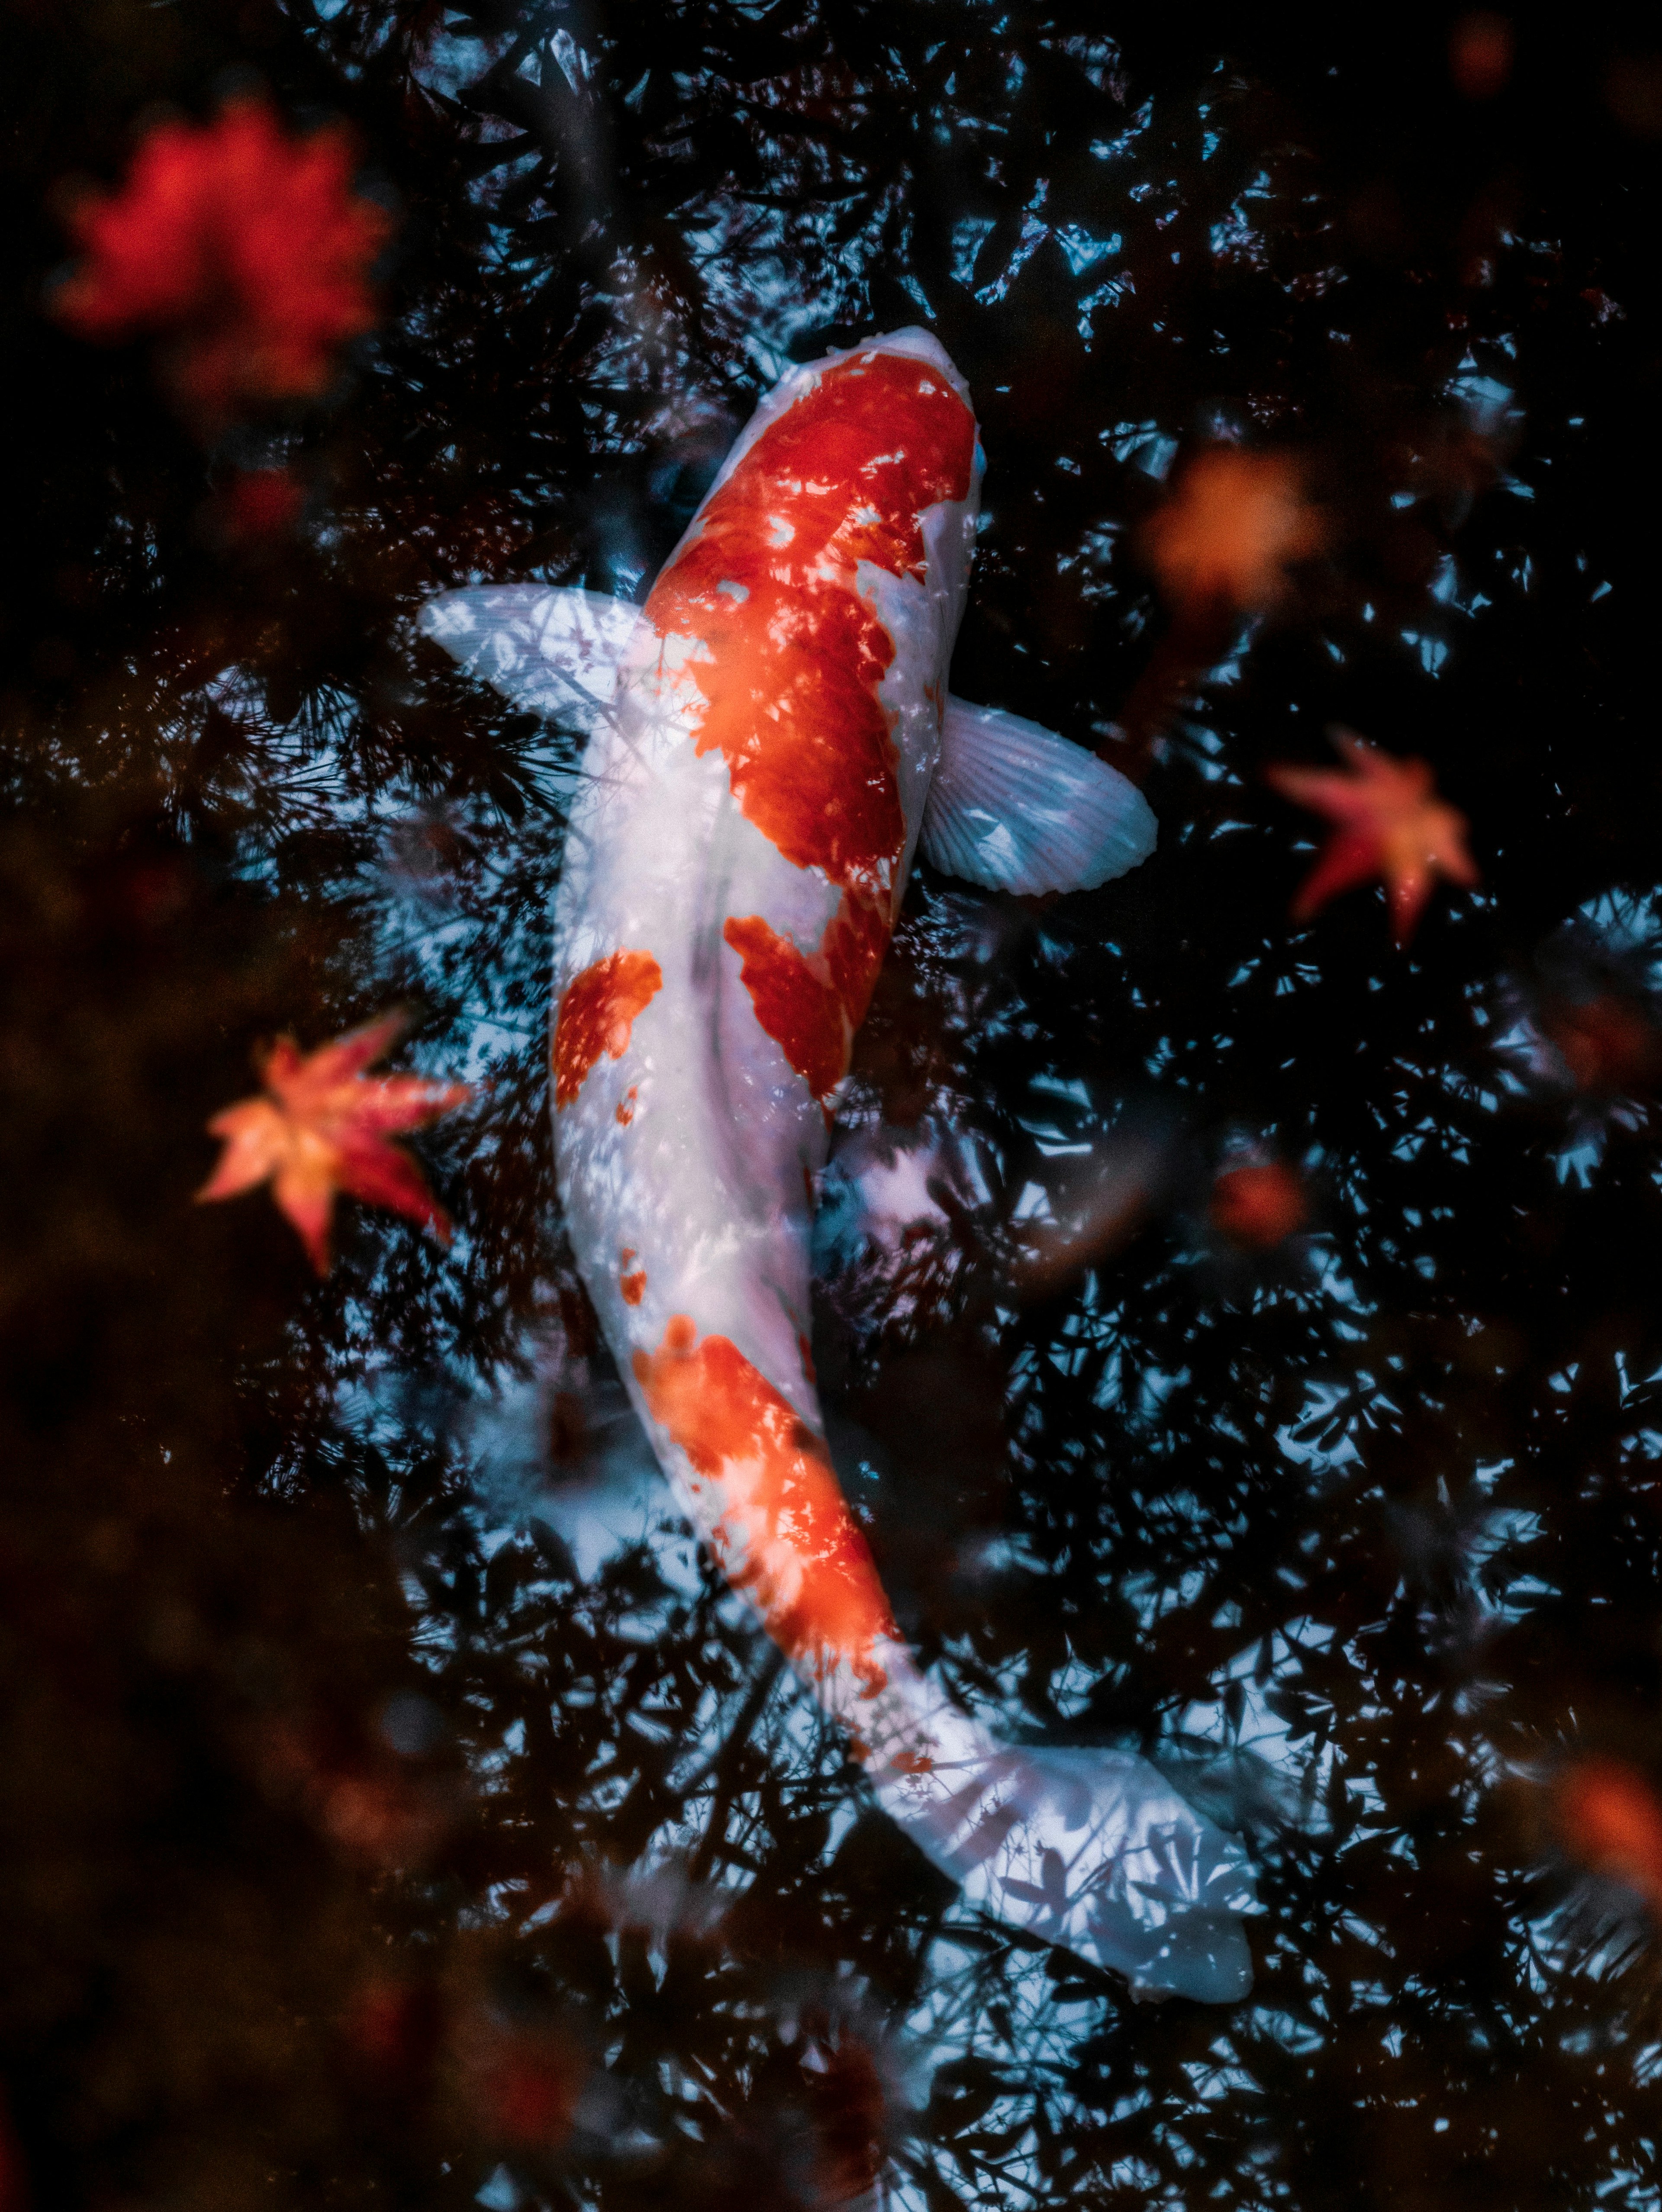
[1541,992,1662,1099]
[1266,728,1479,946]
[219,465,306,541]
[450,2007,582,2151]
[55,97,390,419]
[1141,448,1327,620]
[1554,1758,1662,1913]
[198,1013,470,1273]
[1211,1161,1309,1249]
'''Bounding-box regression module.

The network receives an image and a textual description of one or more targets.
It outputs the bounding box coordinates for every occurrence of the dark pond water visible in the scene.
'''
[3,5,1662,2208]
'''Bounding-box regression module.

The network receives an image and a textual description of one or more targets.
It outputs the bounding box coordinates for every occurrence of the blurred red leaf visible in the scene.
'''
[1141,448,1326,621]
[256,1711,461,1869]
[1267,728,1478,945]
[802,2036,889,2207]
[451,2011,582,2151]
[1450,13,1514,100]
[198,1011,471,1273]
[54,96,391,419]
[221,465,306,540]
[1541,993,1662,1099]
[1010,1130,1168,1296]
[1211,1161,1308,1249]
[1606,55,1662,138]
[1554,1758,1662,1909]
[344,1972,444,2080]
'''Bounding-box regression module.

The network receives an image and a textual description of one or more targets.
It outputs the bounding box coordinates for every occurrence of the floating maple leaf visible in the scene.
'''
[254,1709,461,1869]
[1450,11,1513,100]
[1553,1758,1662,1912]
[1210,1160,1309,1249]
[802,2033,892,2208]
[1141,448,1327,620]
[1540,992,1662,1100]
[55,97,390,419]
[450,2007,582,2151]
[198,1013,470,1272]
[1266,727,1478,945]
[219,465,306,541]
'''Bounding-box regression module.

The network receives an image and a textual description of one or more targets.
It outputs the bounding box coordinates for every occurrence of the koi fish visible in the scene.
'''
[422,328,1256,2001]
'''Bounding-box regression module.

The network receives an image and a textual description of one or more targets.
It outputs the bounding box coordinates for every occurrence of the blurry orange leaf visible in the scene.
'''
[198,1012,471,1273]
[1211,1161,1308,1249]
[344,1971,443,2080]
[1541,993,1662,1098]
[1267,728,1478,945]
[318,1769,455,1864]
[451,2010,582,2151]
[1554,1758,1662,1909]
[254,1709,461,1868]
[1009,1131,1168,1297]
[1606,55,1662,139]
[55,97,390,419]
[1142,448,1326,619]
[1450,12,1514,100]
[802,2037,889,2207]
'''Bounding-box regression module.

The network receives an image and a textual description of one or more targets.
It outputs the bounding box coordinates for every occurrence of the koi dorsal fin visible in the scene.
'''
[419,585,642,734]
[919,697,1157,895]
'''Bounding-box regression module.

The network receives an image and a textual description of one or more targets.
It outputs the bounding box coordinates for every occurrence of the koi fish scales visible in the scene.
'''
[423,329,1256,2002]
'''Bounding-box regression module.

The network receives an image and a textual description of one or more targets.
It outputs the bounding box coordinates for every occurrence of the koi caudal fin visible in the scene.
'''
[858,1668,1258,2002]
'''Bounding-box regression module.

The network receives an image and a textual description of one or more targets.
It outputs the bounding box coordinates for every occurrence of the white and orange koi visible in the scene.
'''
[423,328,1256,2000]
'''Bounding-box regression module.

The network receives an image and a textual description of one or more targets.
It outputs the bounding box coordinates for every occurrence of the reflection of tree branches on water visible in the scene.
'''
[8,0,1662,2207]
[688,1641,789,1884]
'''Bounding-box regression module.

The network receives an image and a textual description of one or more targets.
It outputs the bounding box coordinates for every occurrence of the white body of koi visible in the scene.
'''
[423,328,1256,2001]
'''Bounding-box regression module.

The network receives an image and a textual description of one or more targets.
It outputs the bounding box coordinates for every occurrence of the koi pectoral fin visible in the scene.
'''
[419,584,641,733]
[921,695,1158,895]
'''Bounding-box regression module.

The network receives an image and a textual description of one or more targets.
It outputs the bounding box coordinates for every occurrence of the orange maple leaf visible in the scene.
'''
[55,97,390,419]
[198,1013,470,1273]
[1266,728,1478,946]
[1541,992,1662,1100]
[1554,1758,1662,1912]
[1141,448,1326,619]
[1211,1161,1308,1249]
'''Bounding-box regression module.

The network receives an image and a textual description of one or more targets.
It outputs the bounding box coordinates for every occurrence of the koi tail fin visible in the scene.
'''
[857,1666,1258,2002]
[621,1316,1256,2002]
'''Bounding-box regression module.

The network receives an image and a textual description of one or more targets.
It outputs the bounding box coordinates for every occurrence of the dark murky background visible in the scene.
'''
[3,3,1662,2206]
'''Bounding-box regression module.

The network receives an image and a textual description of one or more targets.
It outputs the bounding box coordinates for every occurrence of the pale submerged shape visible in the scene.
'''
[422,328,1255,2002]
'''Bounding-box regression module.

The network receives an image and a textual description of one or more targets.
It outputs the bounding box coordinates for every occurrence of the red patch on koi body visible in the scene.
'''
[631,1317,897,1685]
[724,916,846,1101]
[552,950,662,1109]
[620,1270,646,1305]
[616,1086,638,1126]
[725,893,890,1106]
[646,351,975,904]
